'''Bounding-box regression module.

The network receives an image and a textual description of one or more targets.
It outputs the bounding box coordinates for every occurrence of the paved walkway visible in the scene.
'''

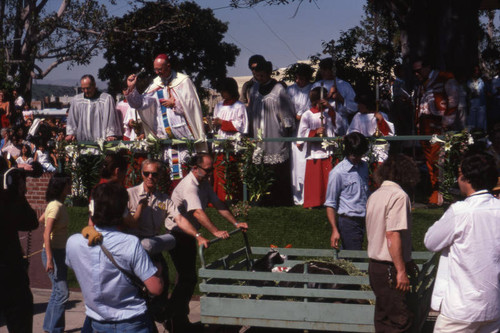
[0,288,201,333]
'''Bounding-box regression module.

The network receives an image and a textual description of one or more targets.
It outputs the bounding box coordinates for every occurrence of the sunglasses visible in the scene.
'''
[197,165,214,173]
[142,171,159,178]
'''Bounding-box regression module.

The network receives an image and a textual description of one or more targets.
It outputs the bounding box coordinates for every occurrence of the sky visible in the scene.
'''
[39,0,366,89]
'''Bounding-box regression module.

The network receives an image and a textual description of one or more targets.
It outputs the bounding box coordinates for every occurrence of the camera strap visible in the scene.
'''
[99,243,147,294]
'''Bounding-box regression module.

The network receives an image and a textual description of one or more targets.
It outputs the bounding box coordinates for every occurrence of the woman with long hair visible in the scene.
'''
[15,144,33,166]
[41,172,71,333]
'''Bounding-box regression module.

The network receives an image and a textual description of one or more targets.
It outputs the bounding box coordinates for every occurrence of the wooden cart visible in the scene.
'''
[198,230,437,332]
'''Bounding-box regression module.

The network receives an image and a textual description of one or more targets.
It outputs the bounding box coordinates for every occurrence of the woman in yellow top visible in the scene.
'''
[41,172,71,333]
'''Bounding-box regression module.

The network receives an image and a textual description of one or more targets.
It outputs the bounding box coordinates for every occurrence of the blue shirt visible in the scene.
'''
[65,226,157,322]
[324,158,369,217]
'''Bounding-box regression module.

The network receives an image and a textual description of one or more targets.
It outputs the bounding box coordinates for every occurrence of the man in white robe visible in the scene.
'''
[312,58,357,136]
[287,63,313,205]
[126,54,207,180]
[65,75,121,142]
[126,54,205,145]
[347,92,395,163]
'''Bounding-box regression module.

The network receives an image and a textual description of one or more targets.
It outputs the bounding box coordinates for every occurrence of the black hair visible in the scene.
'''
[294,63,314,81]
[355,90,377,111]
[343,132,369,156]
[248,55,266,69]
[90,182,129,227]
[21,144,32,157]
[188,152,213,168]
[319,58,335,71]
[45,172,71,203]
[309,86,328,105]
[101,154,128,180]
[460,153,498,191]
[80,74,96,84]
[254,61,273,74]
[375,154,420,189]
[218,77,240,100]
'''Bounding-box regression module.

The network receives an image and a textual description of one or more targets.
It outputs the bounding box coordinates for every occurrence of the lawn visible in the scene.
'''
[67,205,445,292]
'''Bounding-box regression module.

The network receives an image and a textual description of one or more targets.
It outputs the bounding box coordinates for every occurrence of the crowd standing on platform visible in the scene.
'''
[2,52,500,333]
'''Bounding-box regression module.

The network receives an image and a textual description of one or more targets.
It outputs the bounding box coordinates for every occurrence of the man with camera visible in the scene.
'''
[0,158,42,332]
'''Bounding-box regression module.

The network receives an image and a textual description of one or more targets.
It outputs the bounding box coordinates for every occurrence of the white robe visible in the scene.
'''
[287,83,311,205]
[247,80,296,164]
[66,92,121,141]
[311,78,357,135]
[347,112,395,163]
[127,71,206,148]
[298,109,336,160]
[213,101,248,139]
[123,105,140,140]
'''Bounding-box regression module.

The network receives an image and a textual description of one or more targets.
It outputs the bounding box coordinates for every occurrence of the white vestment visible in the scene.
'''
[67,92,121,141]
[287,83,311,204]
[311,78,357,136]
[347,112,395,163]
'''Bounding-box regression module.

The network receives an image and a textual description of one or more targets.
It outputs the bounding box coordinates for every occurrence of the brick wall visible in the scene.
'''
[26,172,52,216]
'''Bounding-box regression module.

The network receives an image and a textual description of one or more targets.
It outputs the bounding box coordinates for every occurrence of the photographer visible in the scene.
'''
[0,157,40,332]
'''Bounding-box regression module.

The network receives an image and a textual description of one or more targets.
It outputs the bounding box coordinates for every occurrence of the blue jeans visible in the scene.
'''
[91,313,156,333]
[338,215,365,250]
[41,248,68,333]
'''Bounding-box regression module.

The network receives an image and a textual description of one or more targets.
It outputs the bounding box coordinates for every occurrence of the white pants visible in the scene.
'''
[434,313,500,333]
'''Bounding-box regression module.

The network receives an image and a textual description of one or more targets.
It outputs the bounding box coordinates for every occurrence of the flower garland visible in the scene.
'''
[430,130,474,202]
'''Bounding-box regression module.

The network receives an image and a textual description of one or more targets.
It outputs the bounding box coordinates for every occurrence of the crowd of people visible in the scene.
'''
[2,53,500,333]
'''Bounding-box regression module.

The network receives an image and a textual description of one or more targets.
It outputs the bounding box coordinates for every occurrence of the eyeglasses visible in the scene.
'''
[197,165,214,174]
[142,171,159,178]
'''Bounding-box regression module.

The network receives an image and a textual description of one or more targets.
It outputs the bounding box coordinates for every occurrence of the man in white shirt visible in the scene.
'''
[424,153,500,332]
[168,153,247,332]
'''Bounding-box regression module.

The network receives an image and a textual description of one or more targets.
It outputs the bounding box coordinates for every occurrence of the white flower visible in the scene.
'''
[444,142,452,152]
[65,144,79,159]
[467,134,474,145]
[146,133,158,143]
[321,139,338,150]
[252,146,264,163]
[256,128,263,141]
[429,134,445,144]
[96,138,105,151]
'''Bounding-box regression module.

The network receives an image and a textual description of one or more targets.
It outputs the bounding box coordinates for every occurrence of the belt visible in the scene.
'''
[369,258,394,266]
[338,214,365,220]
[93,313,149,324]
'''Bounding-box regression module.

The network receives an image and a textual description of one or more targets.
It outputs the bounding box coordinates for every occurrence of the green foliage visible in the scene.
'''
[311,3,401,92]
[433,131,475,202]
[0,0,112,99]
[99,1,240,98]
[239,138,275,203]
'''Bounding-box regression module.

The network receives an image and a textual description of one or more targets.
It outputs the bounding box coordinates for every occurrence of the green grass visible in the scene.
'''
[67,205,445,291]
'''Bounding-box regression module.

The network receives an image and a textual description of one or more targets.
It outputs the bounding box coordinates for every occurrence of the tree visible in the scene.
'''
[231,0,500,78]
[316,3,401,92]
[98,1,240,99]
[0,0,112,101]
